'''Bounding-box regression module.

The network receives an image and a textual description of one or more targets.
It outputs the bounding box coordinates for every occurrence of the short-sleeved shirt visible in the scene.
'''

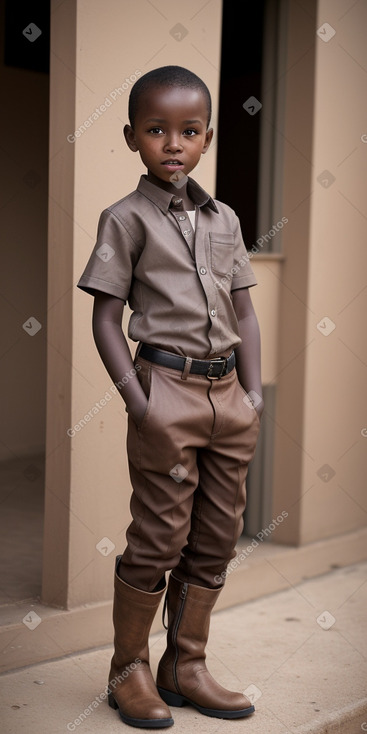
[77,175,257,359]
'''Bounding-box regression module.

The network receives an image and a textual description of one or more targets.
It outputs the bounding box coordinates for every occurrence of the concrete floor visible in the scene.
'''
[0,454,44,606]
[1,563,366,734]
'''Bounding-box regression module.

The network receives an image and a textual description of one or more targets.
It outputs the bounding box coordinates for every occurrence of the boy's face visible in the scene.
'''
[124,86,213,185]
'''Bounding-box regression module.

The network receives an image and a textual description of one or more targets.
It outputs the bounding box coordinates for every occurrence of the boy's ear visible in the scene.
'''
[124,124,138,152]
[202,127,214,154]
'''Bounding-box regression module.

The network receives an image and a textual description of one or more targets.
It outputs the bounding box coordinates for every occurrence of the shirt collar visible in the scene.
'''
[137,174,219,214]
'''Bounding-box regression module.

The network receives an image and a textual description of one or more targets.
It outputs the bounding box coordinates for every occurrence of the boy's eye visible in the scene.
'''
[147,127,199,136]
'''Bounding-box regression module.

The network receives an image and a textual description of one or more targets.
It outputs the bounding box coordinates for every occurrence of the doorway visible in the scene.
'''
[216,0,280,536]
[0,0,50,605]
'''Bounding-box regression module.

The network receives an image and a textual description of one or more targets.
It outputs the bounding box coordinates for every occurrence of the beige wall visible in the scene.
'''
[272,0,367,544]
[43,0,223,607]
[301,0,367,542]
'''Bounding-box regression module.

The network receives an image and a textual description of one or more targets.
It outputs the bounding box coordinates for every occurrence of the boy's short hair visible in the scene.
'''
[128,65,212,129]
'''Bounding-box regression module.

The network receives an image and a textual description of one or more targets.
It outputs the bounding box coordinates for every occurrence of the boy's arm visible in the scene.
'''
[92,292,148,427]
[232,287,264,418]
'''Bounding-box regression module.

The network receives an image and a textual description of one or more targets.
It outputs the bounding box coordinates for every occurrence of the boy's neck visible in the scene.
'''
[145,171,195,210]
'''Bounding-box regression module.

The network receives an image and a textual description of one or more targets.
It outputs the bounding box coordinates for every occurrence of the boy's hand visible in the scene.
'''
[232,288,263,423]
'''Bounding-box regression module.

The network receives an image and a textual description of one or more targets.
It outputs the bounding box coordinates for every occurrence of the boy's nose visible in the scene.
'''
[164,135,183,152]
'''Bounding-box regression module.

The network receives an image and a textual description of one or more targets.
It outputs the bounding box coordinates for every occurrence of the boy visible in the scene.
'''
[78,66,263,729]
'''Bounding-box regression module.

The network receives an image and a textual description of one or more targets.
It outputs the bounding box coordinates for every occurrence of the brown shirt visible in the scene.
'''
[77,175,257,359]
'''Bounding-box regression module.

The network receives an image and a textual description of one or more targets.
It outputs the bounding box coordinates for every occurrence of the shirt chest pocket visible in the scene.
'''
[209,233,235,276]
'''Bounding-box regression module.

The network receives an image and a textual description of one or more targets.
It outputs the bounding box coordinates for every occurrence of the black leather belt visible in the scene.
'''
[138,343,236,380]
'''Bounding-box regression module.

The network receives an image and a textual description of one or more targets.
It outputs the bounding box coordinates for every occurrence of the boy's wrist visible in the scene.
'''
[125,395,149,428]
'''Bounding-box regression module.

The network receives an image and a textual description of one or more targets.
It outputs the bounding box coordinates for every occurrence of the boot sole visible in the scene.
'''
[108,692,174,728]
[157,687,255,719]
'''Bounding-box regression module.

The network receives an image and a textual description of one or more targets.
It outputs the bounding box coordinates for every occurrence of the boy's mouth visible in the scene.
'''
[161,160,184,171]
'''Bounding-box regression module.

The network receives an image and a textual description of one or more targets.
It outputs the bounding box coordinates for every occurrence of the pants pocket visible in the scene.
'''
[235,376,261,427]
[134,359,155,432]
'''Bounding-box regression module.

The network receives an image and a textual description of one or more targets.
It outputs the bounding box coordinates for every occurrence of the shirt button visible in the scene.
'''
[172,197,183,207]
[178,215,186,221]
[200,267,206,275]
[183,229,191,236]
[210,309,216,316]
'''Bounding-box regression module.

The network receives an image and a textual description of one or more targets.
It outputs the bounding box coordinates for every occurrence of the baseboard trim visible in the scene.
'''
[1,526,366,674]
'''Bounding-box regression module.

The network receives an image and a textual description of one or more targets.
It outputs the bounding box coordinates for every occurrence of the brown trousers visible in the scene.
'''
[118,354,260,591]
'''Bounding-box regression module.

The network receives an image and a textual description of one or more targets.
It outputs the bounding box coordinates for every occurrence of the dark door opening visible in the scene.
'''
[0,0,50,605]
[216,0,276,538]
[216,0,265,249]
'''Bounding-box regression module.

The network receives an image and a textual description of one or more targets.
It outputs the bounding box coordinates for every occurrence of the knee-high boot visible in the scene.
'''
[108,556,174,729]
[156,574,254,719]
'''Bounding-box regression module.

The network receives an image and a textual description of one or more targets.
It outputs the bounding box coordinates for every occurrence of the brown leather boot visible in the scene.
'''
[108,556,173,728]
[156,574,254,719]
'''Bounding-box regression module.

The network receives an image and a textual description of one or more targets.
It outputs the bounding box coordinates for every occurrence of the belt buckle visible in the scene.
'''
[207,357,227,380]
